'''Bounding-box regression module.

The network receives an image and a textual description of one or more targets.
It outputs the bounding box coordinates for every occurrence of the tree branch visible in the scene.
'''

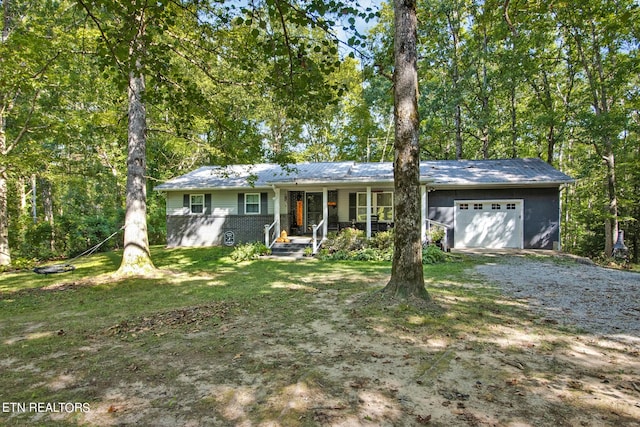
[75,0,127,76]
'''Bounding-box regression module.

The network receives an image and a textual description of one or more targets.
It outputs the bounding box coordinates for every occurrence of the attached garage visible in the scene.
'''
[454,200,523,249]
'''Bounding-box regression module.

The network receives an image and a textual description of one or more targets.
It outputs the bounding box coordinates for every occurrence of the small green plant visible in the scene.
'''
[422,245,446,264]
[425,227,445,245]
[230,242,271,261]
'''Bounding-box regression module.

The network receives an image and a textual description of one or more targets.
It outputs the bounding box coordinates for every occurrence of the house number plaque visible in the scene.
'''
[223,231,235,246]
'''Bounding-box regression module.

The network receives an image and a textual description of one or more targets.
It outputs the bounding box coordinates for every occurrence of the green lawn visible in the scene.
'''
[1,248,637,426]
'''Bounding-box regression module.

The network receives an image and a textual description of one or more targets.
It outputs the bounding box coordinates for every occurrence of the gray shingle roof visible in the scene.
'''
[154,158,573,191]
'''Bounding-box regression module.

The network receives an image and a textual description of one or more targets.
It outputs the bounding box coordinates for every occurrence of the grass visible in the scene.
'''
[1,247,638,426]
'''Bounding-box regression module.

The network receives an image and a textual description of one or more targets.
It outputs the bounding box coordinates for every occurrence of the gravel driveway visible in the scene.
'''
[473,255,640,340]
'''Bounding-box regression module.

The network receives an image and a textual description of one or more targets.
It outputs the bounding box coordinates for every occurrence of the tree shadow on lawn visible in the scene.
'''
[1,255,639,426]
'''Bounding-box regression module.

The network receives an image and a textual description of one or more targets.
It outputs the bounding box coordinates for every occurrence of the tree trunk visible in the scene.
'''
[0,168,9,266]
[117,12,154,275]
[117,68,155,275]
[602,149,617,257]
[446,9,463,160]
[382,0,428,300]
[0,0,10,266]
[41,177,55,252]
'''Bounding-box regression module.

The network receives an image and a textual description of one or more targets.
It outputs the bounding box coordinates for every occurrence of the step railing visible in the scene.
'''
[311,218,326,254]
[264,220,278,248]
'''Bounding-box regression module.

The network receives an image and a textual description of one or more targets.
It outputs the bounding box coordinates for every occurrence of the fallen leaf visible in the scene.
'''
[416,414,431,424]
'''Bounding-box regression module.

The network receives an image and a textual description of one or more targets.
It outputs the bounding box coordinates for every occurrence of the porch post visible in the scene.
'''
[366,186,372,239]
[421,185,427,244]
[273,186,281,236]
[322,187,328,237]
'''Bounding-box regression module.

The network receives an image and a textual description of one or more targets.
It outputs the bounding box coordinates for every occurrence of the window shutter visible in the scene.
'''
[237,193,244,214]
[183,194,190,209]
[205,194,212,214]
[349,193,356,222]
[261,192,268,215]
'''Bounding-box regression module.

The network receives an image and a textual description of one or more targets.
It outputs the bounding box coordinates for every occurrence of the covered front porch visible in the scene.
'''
[264,185,447,254]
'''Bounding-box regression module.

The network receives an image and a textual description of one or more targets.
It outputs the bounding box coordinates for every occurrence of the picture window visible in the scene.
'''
[356,192,394,222]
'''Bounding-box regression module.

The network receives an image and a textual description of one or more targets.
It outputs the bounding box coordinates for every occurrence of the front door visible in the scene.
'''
[306,192,323,231]
[289,191,305,235]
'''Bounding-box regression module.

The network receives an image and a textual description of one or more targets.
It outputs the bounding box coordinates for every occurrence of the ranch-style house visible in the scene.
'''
[154,158,574,254]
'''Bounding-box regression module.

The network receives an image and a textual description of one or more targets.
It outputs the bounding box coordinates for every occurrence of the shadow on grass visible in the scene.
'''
[1,249,638,426]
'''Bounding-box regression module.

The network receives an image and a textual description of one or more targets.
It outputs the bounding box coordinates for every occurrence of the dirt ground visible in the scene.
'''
[47,256,640,426]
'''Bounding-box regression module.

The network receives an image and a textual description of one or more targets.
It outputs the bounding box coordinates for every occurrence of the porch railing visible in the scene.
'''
[426,219,450,252]
[311,218,326,254]
[264,220,278,248]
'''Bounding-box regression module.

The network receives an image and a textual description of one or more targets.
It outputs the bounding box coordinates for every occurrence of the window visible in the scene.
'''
[459,203,469,210]
[491,203,501,210]
[245,193,260,214]
[356,191,394,222]
[375,192,393,221]
[473,203,483,210]
[190,194,204,214]
[506,203,516,210]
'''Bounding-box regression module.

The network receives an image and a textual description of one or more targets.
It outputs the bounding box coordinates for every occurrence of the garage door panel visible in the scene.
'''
[454,201,522,249]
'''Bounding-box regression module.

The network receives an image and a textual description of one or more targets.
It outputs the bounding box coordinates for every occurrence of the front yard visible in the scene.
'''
[1,247,638,426]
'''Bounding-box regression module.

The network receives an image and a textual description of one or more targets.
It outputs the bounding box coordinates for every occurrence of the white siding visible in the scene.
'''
[166,192,189,216]
[166,191,274,216]
[213,192,238,215]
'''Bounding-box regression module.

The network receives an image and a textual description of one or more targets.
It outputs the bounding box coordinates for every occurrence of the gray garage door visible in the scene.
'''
[454,200,523,249]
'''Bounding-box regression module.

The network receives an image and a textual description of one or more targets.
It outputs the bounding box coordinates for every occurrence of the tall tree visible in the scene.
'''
[76,0,159,275]
[556,0,639,256]
[74,0,370,274]
[382,0,428,300]
[120,4,153,274]
[0,0,62,265]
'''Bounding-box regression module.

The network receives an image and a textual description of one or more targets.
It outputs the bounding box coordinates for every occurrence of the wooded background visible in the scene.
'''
[1,0,638,267]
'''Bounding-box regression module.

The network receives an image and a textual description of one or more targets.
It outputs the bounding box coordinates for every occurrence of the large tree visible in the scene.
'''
[555,0,639,257]
[74,0,369,274]
[0,0,63,265]
[382,0,428,300]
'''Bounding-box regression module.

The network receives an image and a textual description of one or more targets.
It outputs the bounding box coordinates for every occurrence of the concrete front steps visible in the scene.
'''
[269,237,313,259]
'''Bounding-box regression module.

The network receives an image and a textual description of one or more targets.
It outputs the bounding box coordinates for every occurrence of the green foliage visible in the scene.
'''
[319,228,393,262]
[17,221,55,261]
[369,229,394,250]
[422,245,446,265]
[230,242,271,262]
[2,0,639,268]
[322,228,366,253]
[425,227,445,245]
[55,215,123,259]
